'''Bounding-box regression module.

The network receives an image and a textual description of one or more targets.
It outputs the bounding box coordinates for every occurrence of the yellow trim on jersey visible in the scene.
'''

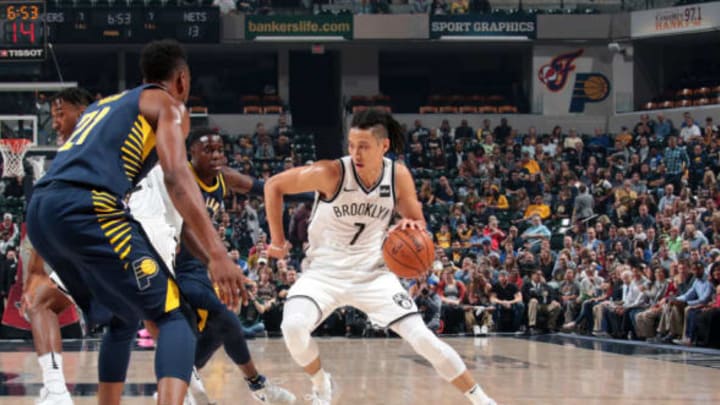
[197,309,209,332]
[218,173,227,198]
[97,91,127,106]
[109,227,132,244]
[138,116,156,161]
[100,218,124,230]
[119,246,131,261]
[92,190,132,261]
[189,163,220,193]
[105,223,130,238]
[165,279,180,312]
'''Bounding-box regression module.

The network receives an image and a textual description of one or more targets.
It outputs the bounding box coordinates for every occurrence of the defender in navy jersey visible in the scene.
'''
[171,128,296,404]
[26,40,244,405]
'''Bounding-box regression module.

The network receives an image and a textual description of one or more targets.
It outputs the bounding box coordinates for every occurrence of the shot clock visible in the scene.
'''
[0,1,46,61]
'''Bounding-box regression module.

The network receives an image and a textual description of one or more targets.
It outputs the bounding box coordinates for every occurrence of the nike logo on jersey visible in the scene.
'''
[343,187,357,192]
[332,202,391,220]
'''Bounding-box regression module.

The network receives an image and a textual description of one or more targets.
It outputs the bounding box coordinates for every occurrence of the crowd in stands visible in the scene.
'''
[2,110,720,350]
[213,110,720,348]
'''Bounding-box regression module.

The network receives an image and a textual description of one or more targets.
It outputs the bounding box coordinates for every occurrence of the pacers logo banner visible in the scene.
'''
[429,15,536,39]
[246,15,353,39]
[570,73,610,113]
[534,47,612,115]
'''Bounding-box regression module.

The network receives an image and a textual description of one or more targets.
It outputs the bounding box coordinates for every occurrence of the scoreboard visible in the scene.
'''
[45,7,220,44]
[1,2,220,61]
[0,1,46,61]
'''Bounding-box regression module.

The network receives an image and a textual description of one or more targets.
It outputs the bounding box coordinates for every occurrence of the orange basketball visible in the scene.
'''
[382,227,435,278]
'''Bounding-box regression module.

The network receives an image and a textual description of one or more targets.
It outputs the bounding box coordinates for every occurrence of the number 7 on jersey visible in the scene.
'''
[350,222,366,246]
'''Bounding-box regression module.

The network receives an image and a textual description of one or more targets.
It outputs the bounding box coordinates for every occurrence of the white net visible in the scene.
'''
[27,155,46,183]
[0,140,31,178]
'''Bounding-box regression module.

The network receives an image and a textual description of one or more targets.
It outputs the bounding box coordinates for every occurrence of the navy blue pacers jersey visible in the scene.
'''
[38,84,163,196]
[175,166,227,274]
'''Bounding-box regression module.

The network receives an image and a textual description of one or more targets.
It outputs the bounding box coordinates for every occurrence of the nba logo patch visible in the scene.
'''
[393,292,413,310]
[379,185,391,198]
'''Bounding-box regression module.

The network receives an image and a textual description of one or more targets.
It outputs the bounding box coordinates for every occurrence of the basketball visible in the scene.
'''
[382,227,435,278]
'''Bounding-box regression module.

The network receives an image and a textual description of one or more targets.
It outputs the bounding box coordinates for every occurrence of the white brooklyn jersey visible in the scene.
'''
[305,156,396,271]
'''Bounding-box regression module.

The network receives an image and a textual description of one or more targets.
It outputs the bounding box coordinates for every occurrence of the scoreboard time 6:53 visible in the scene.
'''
[0,1,46,61]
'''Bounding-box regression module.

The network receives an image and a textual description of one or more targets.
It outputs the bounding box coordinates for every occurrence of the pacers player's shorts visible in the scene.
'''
[26,181,181,324]
[287,266,419,328]
[174,265,227,332]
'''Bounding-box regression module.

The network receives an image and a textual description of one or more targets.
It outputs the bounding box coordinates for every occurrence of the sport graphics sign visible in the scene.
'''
[534,47,611,115]
[631,2,720,38]
[430,15,536,39]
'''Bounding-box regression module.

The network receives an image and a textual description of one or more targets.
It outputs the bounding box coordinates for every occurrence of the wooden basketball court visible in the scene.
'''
[0,335,718,404]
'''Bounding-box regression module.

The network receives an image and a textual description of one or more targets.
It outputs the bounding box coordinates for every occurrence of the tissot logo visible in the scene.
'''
[2,49,44,58]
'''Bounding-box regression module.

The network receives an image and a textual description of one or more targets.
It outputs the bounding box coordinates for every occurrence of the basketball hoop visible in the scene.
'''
[0,139,32,178]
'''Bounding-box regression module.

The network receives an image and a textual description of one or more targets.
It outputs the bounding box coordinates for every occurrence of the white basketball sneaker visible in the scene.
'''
[308,373,333,405]
[251,380,296,404]
[36,387,73,405]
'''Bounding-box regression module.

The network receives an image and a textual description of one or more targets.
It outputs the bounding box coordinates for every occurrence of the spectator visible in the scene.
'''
[255,137,276,160]
[522,269,562,334]
[408,119,429,140]
[671,263,713,345]
[563,128,583,150]
[239,282,268,337]
[455,119,474,140]
[437,268,467,333]
[490,270,524,332]
[463,271,494,336]
[273,114,293,138]
[524,195,551,220]
[633,114,655,138]
[435,224,452,249]
[408,141,427,169]
[274,134,292,159]
[634,267,675,340]
[558,269,581,324]
[693,283,720,348]
[654,113,674,141]
[679,114,702,144]
[521,215,551,252]
[493,118,512,144]
[572,184,594,223]
[0,247,18,308]
[411,276,442,333]
[435,176,456,204]
[0,213,18,240]
[663,136,689,189]
[614,180,638,224]
[236,135,254,157]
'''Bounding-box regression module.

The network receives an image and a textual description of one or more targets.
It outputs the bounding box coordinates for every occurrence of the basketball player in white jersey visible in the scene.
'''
[265,108,496,405]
